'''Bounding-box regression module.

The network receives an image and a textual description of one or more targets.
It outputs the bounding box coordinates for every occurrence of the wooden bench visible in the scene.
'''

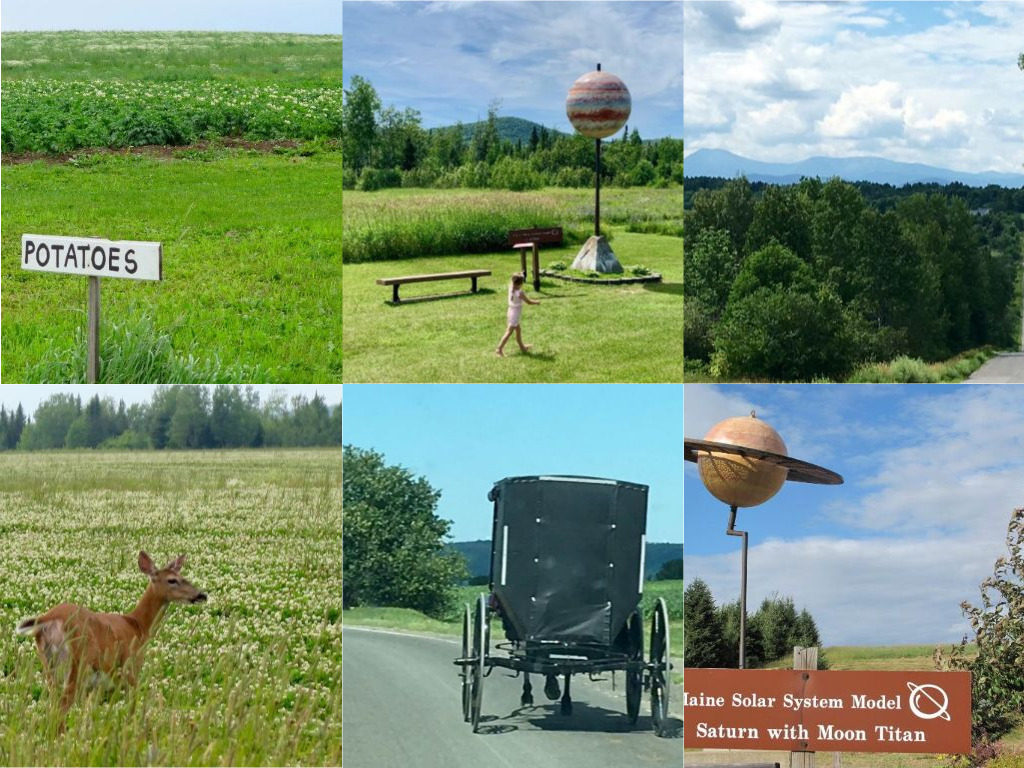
[508,227,563,291]
[376,269,491,304]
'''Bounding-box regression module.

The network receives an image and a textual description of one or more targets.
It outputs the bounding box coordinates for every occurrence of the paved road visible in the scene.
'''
[343,626,682,768]
[968,352,1024,382]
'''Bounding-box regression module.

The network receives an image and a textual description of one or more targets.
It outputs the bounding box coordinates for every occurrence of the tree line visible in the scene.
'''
[686,176,1024,217]
[685,578,824,669]
[342,75,684,191]
[685,176,1022,380]
[0,386,341,451]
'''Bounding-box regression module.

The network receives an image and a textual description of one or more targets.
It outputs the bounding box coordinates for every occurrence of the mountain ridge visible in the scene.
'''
[685,148,1024,187]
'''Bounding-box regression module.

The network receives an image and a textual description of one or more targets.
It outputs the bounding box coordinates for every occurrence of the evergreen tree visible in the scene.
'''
[684,579,726,667]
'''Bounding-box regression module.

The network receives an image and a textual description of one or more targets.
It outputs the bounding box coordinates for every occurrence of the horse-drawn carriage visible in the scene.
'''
[455,475,672,736]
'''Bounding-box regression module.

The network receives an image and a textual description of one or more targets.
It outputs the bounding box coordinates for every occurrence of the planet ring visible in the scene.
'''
[684,438,844,485]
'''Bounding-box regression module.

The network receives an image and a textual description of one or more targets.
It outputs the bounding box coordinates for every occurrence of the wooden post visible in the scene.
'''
[87,276,101,383]
[791,647,818,768]
[531,242,540,291]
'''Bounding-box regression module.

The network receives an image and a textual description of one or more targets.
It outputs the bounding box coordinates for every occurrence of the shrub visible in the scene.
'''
[937,508,1024,748]
[357,166,401,191]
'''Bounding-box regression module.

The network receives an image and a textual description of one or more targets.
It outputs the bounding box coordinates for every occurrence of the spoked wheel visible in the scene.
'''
[460,603,472,722]
[649,597,671,737]
[469,593,489,732]
[625,610,643,725]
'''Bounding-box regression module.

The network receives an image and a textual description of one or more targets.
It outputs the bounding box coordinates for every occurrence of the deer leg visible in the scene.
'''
[59,656,80,721]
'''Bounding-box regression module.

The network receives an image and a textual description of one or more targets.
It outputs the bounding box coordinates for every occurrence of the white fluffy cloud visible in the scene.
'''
[684,1,1024,170]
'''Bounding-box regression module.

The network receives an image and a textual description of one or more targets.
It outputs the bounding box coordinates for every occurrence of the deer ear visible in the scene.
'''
[138,551,156,576]
[166,555,186,574]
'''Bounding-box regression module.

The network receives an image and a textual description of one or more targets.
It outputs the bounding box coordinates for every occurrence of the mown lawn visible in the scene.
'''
[1,150,342,382]
[343,226,682,382]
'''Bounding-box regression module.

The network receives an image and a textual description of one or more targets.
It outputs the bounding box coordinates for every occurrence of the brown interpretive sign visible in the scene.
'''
[684,668,971,754]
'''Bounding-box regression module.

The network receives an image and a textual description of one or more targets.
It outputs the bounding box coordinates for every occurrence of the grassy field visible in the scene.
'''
[1,31,342,382]
[0,449,342,766]
[343,187,683,382]
[2,151,342,382]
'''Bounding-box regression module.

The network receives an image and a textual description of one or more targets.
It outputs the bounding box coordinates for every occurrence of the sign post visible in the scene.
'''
[21,234,163,383]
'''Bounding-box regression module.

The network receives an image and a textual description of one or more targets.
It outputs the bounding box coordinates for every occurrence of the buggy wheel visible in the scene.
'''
[649,597,671,737]
[460,603,472,722]
[625,610,643,725]
[470,593,488,732]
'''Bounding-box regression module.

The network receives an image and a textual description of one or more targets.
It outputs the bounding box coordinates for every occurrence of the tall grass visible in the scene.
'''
[343,193,587,263]
[847,348,995,383]
[342,187,684,263]
[24,313,270,383]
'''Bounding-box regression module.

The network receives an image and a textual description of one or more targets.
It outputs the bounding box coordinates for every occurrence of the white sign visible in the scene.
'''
[21,234,162,281]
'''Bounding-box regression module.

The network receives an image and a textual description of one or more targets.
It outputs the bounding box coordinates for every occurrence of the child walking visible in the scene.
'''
[496,273,539,356]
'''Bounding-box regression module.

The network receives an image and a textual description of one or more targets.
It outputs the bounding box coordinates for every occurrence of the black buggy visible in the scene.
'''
[455,475,672,736]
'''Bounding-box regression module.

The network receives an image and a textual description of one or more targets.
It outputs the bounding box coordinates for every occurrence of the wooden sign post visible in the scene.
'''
[21,234,163,382]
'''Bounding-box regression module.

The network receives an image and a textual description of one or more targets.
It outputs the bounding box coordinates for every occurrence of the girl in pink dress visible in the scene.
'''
[496,273,540,356]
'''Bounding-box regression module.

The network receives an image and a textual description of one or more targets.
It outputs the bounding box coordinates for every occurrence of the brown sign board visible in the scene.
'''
[684,669,971,754]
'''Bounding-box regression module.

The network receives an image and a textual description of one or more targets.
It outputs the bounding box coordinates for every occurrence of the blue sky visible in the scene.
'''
[685,384,1024,646]
[684,0,1024,172]
[0,0,341,34]
[343,384,683,543]
[343,1,683,137]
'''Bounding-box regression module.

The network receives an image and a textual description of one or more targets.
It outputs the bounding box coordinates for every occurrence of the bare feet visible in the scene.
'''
[519,345,532,353]
[496,349,505,357]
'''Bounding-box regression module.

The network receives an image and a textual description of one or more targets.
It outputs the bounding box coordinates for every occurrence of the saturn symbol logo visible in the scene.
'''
[907,682,951,721]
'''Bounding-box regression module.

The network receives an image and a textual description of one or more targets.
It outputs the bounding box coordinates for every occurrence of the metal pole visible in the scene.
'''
[726,504,748,669]
[594,62,601,239]
[595,138,601,237]
[87,276,101,383]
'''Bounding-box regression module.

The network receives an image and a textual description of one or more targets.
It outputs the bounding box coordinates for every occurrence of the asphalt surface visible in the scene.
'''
[967,352,1024,382]
[342,626,683,768]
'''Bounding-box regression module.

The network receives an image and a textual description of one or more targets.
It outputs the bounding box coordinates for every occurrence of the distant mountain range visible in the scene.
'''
[448,540,682,581]
[685,148,1024,188]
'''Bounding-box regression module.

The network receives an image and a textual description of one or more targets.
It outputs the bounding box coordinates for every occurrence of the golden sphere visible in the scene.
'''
[697,413,789,508]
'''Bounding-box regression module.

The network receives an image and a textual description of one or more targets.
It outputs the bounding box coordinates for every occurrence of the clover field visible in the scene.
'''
[0,449,342,766]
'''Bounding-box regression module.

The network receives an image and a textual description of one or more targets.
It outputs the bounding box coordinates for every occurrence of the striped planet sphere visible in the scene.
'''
[566,70,631,139]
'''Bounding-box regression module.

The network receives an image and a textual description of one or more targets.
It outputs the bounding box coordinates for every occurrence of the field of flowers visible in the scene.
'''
[2,80,343,153]
[1,31,342,154]
[0,449,342,766]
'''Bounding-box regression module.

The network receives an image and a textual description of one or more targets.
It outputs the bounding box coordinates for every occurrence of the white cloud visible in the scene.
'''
[685,0,1024,171]
[818,80,904,138]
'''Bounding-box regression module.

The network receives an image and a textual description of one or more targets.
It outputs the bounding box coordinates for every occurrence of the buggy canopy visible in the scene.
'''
[487,475,648,646]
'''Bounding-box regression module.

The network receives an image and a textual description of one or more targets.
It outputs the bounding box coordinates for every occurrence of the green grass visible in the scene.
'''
[343,186,682,382]
[2,151,341,382]
[686,346,998,384]
[1,31,343,83]
[0,449,342,766]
